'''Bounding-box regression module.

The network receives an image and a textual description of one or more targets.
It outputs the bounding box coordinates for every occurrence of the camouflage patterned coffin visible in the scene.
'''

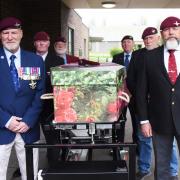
[51,63,126,123]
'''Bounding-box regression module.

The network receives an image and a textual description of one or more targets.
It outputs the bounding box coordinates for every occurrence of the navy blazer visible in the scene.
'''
[0,48,45,144]
[136,46,180,135]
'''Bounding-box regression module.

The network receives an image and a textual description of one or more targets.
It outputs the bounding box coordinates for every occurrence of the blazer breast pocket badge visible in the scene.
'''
[18,67,41,89]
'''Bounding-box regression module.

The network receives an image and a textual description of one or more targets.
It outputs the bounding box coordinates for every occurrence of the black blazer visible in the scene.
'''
[41,52,64,122]
[112,51,137,105]
[112,52,125,66]
[136,46,180,135]
[126,48,147,96]
[44,52,64,92]
[112,51,135,66]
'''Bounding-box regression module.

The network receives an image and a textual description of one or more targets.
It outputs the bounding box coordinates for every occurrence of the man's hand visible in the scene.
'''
[8,116,22,132]
[141,122,152,137]
[16,122,30,133]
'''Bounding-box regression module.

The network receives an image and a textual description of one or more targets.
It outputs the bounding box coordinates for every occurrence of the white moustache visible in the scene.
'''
[165,39,179,50]
[55,48,67,55]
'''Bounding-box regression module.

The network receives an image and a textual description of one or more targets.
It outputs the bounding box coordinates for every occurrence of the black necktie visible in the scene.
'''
[10,55,20,92]
[124,54,130,69]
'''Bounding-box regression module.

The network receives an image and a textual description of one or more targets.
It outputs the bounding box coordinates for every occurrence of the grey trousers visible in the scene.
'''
[152,131,180,180]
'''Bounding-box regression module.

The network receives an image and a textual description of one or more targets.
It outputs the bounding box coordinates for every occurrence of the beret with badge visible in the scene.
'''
[0,17,21,31]
[121,35,134,42]
[160,16,180,31]
[142,27,158,39]
[55,36,66,43]
[34,31,50,41]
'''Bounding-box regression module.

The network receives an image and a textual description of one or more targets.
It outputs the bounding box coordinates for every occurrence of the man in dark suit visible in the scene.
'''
[136,16,180,180]
[54,36,79,64]
[0,17,45,180]
[34,31,65,167]
[127,27,178,180]
[34,31,51,60]
[112,35,138,144]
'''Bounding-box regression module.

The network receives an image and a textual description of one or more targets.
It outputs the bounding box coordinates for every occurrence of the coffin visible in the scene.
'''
[50,63,126,123]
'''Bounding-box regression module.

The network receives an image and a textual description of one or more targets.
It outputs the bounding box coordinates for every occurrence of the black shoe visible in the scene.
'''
[136,171,151,180]
[12,168,21,178]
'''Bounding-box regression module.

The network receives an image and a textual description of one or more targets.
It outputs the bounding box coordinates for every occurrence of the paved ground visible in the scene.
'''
[7,110,179,180]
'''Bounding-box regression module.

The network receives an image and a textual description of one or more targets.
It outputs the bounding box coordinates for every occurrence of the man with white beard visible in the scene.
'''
[136,16,180,180]
[54,36,79,64]
[0,17,45,180]
[127,27,179,180]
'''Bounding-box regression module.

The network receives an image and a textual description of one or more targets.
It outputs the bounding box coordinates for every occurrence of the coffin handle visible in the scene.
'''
[40,93,54,100]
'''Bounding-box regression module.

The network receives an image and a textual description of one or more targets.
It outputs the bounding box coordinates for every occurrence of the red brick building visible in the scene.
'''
[0,0,89,58]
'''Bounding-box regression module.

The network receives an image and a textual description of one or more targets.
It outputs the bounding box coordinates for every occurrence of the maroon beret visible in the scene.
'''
[34,31,50,41]
[142,27,158,39]
[55,36,66,43]
[160,16,180,31]
[121,35,133,42]
[0,17,21,31]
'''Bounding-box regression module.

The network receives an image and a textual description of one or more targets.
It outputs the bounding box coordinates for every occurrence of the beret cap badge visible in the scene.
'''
[174,21,180,27]
[14,22,21,28]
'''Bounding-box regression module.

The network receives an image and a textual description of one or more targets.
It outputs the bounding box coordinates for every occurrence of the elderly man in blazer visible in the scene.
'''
[54,36,79,64]
[0,17,45,180]
[127,27,179,180]
[112,35,138,145]
[34,31,66,167]
[136,16,180,180]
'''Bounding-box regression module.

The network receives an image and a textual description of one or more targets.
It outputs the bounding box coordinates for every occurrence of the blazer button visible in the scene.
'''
[172,88,175,92]
[172,102,175,105]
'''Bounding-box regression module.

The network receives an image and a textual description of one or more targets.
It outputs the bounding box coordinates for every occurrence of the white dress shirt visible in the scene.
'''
[124,52,132,63]
[4,47,21,69]
[37,51,48,61]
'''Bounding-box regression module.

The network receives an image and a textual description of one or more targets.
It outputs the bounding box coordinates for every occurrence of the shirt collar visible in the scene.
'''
[37,51,48,61]
[3,47,21,61]
[124,52,132,56]
[164,44,180,52]
[59,54,66,59]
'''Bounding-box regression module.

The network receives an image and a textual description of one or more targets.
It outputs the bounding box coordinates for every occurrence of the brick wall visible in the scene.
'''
[0,0,89,57]
[61,3,89,58]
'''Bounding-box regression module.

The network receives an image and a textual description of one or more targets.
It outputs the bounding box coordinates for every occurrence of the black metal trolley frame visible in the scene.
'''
[25,122,136,180]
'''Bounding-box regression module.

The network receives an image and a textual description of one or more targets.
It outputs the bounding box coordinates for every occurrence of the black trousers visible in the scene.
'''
[116,100,138,144]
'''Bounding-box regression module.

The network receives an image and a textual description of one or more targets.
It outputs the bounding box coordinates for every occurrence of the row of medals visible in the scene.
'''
[18,67,40,89]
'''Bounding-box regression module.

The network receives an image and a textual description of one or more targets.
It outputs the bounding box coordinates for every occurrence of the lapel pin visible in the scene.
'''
[0,55,4,59]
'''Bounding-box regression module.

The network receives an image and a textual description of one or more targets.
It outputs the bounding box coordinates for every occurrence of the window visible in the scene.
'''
[83,38,87,58]
[68,27,74,55]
